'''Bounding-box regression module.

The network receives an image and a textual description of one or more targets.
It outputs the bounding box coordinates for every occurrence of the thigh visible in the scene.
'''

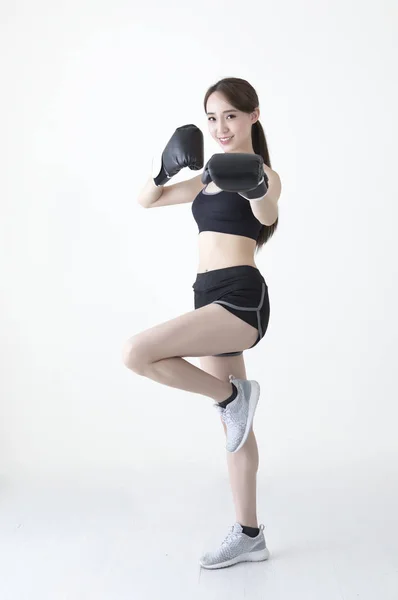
[123,303,258,368]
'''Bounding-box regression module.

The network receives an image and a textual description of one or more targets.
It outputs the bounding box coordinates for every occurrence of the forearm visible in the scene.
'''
[137,176,164,208]
[250,194,279,226]
[249,170,281,226]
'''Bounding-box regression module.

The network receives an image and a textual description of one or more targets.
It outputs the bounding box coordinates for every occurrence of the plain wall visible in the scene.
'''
[1,0,397,483]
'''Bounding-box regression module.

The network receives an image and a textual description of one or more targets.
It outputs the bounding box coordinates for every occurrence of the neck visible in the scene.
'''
[229,141,255,154]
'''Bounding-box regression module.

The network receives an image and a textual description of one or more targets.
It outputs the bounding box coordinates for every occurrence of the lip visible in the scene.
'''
[218,136,233,139]
[218,136,234,143]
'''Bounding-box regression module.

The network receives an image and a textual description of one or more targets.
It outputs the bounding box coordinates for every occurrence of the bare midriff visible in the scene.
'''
[196,231,258,273]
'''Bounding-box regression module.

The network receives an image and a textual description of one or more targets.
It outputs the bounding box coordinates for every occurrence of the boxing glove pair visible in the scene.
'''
[152,124,268,201]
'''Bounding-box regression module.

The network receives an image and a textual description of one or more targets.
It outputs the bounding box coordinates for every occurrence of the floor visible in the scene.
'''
[0,460,397,600]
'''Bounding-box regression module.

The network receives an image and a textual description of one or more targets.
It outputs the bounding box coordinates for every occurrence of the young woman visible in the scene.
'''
[123,77,281,569]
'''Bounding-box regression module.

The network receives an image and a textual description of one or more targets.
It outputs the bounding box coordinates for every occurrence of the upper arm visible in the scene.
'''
[146,173,205,208]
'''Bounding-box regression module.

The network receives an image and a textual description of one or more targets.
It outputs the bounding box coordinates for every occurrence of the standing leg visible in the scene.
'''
[199,354,260,528]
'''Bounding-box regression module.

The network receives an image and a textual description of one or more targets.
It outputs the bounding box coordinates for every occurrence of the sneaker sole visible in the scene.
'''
[200,546,270,569]
[230,380,260,453]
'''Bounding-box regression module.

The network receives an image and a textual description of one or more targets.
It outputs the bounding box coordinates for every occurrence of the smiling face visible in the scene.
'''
[205,91,260,154]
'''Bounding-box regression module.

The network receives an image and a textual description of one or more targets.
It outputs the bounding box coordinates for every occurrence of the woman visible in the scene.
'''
[123,77,281,569]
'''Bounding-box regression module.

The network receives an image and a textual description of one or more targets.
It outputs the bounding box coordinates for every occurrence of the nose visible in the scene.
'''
[217,126,230,136]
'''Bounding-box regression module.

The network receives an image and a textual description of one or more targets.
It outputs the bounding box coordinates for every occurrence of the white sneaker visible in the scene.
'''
[199,522,270,569]
[214,375,260,453]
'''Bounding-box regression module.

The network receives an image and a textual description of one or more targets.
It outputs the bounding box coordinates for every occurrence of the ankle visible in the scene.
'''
[240,523,260,537]
[239,521,258,529]
[217,383,238,408]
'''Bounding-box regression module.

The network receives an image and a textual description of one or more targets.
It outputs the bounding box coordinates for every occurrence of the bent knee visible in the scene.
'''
[122,336,148,373]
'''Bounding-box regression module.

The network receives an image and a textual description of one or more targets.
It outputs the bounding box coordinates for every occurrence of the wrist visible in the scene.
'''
[152,154,170,186]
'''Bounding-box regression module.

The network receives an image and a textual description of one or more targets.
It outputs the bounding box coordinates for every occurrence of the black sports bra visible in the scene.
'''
[191,186,263,241]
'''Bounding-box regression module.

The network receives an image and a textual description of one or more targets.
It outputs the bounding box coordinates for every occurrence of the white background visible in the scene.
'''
[1,2,398,595]
[2,0,397,481]
[1,0,397,478]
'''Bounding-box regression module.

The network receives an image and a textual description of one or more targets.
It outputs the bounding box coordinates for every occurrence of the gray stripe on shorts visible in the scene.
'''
[212,282,266,341]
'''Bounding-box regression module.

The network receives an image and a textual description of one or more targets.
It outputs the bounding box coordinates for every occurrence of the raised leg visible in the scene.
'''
[122,303,258,403]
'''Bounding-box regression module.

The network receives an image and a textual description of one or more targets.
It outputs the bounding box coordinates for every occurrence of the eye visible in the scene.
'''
[207,114,236,121]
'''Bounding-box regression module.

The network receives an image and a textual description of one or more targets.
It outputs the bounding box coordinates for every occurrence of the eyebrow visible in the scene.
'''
[206,109,239,115]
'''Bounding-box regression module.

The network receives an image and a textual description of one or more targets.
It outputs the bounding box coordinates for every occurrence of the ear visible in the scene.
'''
[250,107,260,125]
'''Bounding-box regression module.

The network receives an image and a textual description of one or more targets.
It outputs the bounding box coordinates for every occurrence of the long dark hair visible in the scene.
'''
[203,77,278,253]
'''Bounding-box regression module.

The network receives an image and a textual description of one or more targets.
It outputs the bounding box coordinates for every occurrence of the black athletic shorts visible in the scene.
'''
[192,264,270,357]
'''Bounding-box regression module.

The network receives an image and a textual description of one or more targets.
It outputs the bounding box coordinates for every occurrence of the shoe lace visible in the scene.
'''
[221,526,240,546]
[213,403,236,428]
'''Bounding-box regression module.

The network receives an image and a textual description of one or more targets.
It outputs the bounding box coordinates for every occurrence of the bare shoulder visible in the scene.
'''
[146,173,205,209]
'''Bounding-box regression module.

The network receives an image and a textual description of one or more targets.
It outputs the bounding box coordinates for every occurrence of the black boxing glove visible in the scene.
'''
[153,124,204,186]
[201,153,268,200]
